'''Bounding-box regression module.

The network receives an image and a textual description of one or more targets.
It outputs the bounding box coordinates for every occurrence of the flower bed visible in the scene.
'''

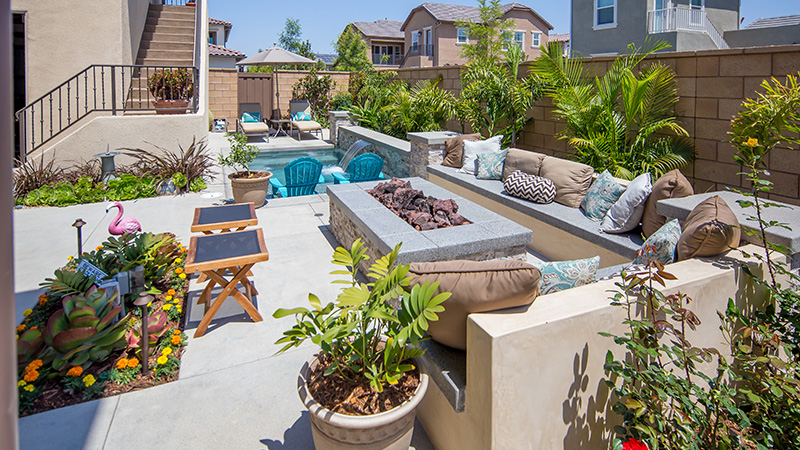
[16,232,191,416]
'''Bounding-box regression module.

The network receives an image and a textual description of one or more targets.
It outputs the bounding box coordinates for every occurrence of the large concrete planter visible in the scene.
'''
[153,99,189,115]
[228,170,272,207]
[298,356,428,450]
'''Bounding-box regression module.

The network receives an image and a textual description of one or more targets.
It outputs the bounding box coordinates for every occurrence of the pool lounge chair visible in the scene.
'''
[237,102,270,141]
[332,153,386,184]
[289,100,322,140]
[269,157,325,197]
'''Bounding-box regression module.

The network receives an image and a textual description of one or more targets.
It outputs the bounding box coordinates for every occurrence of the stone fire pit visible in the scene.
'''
[328,177,532,271]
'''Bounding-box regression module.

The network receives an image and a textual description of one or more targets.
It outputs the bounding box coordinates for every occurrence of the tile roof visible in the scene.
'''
[403,2,553,31]
[209,17,231,27]
[549,33,570,42]
[314,53,338,65]
[352,20,404,39]
[209,44,245,58]
[744,15,800,29]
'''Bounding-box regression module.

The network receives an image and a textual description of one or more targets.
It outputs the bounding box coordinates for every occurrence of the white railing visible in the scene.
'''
[647,7,730,49]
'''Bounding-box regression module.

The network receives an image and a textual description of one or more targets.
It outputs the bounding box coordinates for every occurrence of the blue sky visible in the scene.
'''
[208,0,800,57]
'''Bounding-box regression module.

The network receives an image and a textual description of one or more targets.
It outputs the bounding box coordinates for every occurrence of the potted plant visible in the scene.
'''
[273,239,449,450]
[218,132,271,206]
[148,68,194,115]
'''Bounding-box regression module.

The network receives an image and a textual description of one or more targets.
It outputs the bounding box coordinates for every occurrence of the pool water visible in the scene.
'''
[249,149,346,196]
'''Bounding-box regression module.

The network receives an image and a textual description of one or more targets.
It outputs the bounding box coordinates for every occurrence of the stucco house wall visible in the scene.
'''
[725,24,800,48]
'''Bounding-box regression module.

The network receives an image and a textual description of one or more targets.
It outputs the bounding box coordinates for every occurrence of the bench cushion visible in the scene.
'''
[642,169,694,238]
[292,120,321,132]
[539,156,594,208]
[677,195,741,260]
[443,133,481,168]
[408,259,541,350]
[502,148,547,181]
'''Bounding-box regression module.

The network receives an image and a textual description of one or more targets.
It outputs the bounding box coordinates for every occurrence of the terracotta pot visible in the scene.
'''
[228,170,271,207]
[153,99,189,115]
[298,356,428,450]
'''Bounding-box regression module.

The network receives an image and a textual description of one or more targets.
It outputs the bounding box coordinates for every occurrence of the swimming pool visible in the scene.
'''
[249,149,346,196]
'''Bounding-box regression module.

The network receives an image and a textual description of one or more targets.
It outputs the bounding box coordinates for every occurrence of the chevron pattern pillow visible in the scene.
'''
[503,170,556,204]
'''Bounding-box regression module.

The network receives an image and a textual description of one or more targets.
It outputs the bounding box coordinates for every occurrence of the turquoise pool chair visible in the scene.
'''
[332,153,386,184]
[269,157,325,197]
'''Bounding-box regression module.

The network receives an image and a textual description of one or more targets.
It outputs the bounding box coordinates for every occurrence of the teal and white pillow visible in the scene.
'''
[293,111,312,121]
[581,170,626,221]
[632,219,681,266]
[537,256,600,295]
[476,150,507,180]
[242,111,261,123]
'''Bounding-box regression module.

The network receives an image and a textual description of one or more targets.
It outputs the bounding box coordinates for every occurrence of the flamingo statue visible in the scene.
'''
[106,201,142,235]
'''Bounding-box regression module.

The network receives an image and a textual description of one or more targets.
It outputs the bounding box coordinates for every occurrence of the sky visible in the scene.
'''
[208,0,800,57]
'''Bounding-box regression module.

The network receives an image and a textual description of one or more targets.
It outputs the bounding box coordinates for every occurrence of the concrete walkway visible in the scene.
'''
[13,139,434,449]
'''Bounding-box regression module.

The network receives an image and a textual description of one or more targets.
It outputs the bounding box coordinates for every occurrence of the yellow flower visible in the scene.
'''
[176,306,182,313]
[175,267,183,275]
[173,298,180,304]
[175,258,182,264]
[165,295,173,301]
[127,358,139,368]
[162,304,173,311]
[157,355,168,365]
[179,273,186,280]
[147,302,152,307]
[167,289,176,296]
[67,255,74,261]
[22,309,32,317]
[83,374,96,387]
[162,347,173,356]
[116,359,128,370]
[67,366,84,377]
[746,137,759,147]
[17,380,25,387]
[24,385,34,392]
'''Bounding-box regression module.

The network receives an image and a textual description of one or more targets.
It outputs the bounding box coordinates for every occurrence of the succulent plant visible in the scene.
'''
[17,328,45,371]
[125,310,169,353]
[43,286,129,372]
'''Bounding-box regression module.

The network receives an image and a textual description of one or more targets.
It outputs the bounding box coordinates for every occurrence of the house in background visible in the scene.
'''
[400,2,553,68]
[724,15,800,48]
[314,53,338,70]
[549,32,570,57]
[349,20,405,67]
[208,17,245,68]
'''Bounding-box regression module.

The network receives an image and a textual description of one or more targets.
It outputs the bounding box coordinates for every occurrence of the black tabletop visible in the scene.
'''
[196,203,253,226]
[193,229,262,264]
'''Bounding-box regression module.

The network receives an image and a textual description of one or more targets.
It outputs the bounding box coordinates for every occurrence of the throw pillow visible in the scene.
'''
[600,173,652,234]
[580,170,626,221]
[641,169,694,238]
[677,195,741,260]
[538,156,595,208]
[537,256,600,295]
[476,150,507,180]
[502,148,547,181]
[242,112,261,123]
[461,135,503,175]
[504,170,556,204]
[407,260,541,350]
[633,219,682,266]
[442,133,481,168]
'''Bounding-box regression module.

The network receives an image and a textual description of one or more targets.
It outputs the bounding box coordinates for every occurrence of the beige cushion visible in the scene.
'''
[292,120,322,132]
[240,121,269,134]
[642,170,694,238]
[677,195,741,260]
[408,260,540,350]
[538,157,594,208]
[502,148,548,181]
[442,133,481,168]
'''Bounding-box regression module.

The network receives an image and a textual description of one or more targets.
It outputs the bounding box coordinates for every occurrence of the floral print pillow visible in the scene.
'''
[580,170,626,221]
[537,256,600,295]
[632,219,681,266]
[476,150,508,180]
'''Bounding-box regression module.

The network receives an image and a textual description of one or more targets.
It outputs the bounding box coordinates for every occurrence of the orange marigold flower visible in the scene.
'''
[66,366,83,377]
[27,360,43,371]
[175,267,184,274]
[173,329,181,335]
[181,247,188,253]
[171,335,181,346]
[16,324,25,333]
[116,359,129,370]
[167,289,176,296]
[23,370,39,383]
[96,245,103,251]
[127,358,139,368]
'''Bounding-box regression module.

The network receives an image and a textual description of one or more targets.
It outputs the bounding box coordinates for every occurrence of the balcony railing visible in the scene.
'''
[372,54,402,66]
[647,7,730,49]
[400,45,434,66]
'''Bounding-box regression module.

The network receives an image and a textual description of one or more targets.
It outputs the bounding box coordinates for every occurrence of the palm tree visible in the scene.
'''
[532,40,694,180]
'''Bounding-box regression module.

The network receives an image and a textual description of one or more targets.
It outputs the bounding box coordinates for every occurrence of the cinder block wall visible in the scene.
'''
[274,70,351,118]
[208,68,238,129]
[393,44,800,205]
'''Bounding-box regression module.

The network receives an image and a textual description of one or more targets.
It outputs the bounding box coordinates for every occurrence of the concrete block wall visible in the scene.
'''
[208,68,238,130]
[392,44,800,205]
[274,70,351,118]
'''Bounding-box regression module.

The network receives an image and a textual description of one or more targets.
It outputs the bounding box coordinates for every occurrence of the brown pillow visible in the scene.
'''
[642,169,694,238]
[502,148,548,181]
[677,195,741,260]
[407,260,541,350]
[538,156,594,208]
[442,133,481,168]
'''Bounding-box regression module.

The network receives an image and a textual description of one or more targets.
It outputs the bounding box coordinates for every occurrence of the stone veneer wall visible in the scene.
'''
[393,45,800,205]
[208,68,238,131]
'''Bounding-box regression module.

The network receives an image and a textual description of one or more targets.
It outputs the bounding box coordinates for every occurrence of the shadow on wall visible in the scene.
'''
[562,343,615,449]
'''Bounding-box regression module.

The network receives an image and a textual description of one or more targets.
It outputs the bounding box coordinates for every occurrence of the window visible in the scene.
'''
[208,31,217,45]
[531,32,541,47]
[690,0,703,9]
[424,27,432,55]
[457,27,468,44]
[411,31,419,50]
[595,0,616,28]
[503,31,524,50]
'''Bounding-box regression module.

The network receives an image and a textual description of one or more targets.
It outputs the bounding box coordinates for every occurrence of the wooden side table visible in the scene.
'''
[191,202,258,235]
[184,228,269,338]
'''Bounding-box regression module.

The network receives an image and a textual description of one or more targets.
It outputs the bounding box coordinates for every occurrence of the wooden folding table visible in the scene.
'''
[191,202,258,234]
[184,228,269,338]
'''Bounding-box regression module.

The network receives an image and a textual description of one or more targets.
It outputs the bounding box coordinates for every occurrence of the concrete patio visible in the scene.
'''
[12,137,434,449]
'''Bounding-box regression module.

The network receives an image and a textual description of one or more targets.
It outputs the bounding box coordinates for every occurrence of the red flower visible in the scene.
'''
[623,438,648,450]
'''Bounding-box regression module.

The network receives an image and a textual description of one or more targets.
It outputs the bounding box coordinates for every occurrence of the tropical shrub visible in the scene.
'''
[532,40,694,180]
[292,68,334,126]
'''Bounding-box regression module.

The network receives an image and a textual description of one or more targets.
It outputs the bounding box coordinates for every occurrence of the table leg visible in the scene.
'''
[195,265,262,338]
[197,268,223,307]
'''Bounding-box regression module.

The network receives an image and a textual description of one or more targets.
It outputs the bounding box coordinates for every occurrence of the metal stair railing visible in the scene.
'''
[15,64,199,162]
[647,7,730,49]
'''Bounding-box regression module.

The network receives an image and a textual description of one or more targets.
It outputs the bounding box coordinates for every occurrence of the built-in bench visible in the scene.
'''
[427,164,644,268]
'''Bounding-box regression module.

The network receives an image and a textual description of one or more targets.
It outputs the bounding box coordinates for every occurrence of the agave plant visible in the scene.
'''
[43,286,129,371]
[126,311,168,352]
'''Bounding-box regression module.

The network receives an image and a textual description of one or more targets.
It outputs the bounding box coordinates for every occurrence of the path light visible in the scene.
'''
[94,145,120,184]
[133,292,154,376]
[72,218,86,255]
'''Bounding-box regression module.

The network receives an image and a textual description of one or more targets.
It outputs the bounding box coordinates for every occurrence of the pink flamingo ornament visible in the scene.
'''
[106,201,142,235]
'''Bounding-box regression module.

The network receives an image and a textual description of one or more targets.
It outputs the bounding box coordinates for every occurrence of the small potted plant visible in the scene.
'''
[148,68,194,114]
[273,239,449,450]
[218,132,271,206]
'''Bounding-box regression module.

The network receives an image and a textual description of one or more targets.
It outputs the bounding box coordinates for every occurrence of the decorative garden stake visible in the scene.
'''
[133,292,154,375]
[93,145,120,184]
[72,218,86,255]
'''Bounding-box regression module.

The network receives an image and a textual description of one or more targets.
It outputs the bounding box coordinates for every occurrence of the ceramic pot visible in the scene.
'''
[298,356,428,450]
[228,170,271,206]
[153,99,189,115]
